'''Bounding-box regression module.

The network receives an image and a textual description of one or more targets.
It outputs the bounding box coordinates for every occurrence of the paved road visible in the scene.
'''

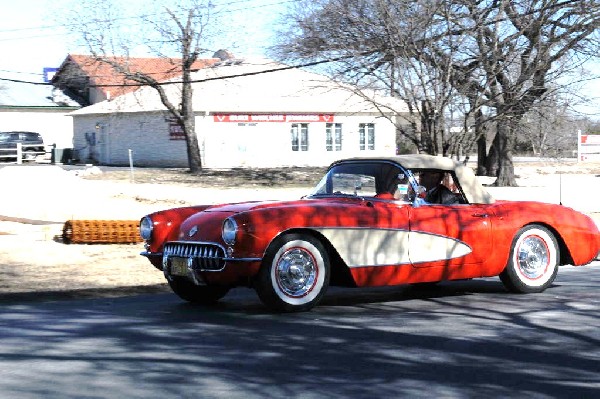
[1,263,599,399]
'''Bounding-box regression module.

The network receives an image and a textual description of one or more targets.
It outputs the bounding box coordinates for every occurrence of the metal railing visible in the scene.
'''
[0,143,50,164]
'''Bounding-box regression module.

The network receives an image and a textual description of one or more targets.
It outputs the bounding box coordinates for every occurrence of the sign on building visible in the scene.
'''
[578,131,600,161]
[213,114,335,123]
[168,117,186,140]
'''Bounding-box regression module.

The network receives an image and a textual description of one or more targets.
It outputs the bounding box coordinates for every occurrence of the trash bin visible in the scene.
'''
[52,148,74,164]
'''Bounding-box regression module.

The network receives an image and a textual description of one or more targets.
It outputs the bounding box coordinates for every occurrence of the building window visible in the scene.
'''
[326,123,343,151]
[359,123,375,150]
[291,123,309,151]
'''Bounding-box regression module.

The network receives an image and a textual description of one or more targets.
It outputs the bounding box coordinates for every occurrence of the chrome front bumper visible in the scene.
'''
[142,240,263,286]
[160,241,227,285]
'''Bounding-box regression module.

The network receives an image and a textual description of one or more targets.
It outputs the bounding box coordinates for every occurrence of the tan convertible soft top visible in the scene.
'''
[341,155,495,204]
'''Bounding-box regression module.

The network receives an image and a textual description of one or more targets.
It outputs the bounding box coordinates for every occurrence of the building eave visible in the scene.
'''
[0,105,81,111]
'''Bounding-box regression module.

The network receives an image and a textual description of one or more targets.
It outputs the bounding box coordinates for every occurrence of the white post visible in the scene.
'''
[128,149,134,183]
[577,129,582,162]
[16,143,22,165]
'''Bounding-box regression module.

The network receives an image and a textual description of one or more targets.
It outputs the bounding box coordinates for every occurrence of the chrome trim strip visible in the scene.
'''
[142,252,261,263]
[167,240,226,247]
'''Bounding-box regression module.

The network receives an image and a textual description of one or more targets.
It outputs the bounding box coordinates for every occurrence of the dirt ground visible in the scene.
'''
[1,160,599,302]
[81,165,328,188]
[0,165,326,302]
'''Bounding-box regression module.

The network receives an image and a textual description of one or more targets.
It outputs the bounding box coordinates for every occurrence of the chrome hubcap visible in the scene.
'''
[276,248,317,297]
[517,236,549,279]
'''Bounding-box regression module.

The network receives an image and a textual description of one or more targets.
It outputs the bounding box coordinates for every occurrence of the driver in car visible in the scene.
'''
[419,171,458,204]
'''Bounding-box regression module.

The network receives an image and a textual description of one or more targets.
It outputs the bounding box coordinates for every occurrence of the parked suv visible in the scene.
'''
[0,131,45,162]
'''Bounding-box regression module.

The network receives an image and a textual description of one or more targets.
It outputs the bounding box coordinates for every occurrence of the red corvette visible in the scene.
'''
[140,155,600,312]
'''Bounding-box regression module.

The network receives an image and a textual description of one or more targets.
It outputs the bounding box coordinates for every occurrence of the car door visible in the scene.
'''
[408,203,493,270]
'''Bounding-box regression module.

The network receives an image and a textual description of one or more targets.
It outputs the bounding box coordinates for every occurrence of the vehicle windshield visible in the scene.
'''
[0,132,41,142]
[23,133,42,141]
[309,161,413,201]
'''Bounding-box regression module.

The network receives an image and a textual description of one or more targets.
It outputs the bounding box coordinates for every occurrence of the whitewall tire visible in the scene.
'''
[500,225,559,293]
[256,233,330,312]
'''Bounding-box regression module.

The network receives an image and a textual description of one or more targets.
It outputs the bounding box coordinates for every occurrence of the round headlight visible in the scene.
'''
[222,217,238,245]
[139,216,154,241]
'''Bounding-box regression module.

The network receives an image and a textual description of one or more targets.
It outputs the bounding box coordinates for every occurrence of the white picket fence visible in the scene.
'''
[0,143,51,164]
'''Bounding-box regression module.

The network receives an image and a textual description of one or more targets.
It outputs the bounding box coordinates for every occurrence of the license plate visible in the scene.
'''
[170,257,189,276]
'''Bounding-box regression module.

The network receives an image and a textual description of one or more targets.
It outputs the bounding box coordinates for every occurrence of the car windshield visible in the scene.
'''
[23,133,42,141]
[309,161,413,201]
[0,132,41,142]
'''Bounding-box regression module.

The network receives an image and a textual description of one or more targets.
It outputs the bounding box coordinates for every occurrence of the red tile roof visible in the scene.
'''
[55,54,219,98]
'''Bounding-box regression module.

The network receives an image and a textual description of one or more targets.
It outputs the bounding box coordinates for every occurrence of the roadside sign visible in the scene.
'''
[578,131,600,161]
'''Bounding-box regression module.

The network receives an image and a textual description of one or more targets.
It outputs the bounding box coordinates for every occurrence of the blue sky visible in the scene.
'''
[0,0,598,118]
[0,0,72,82]
[0,0,290,83]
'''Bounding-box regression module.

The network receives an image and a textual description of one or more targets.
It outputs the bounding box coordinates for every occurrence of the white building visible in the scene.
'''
[0,80,79,149]
[70,59,410,168]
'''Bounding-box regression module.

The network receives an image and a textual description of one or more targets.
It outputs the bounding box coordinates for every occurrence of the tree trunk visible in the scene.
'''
[476,133,487,176]
[181,45,202,172]
[182,78,201,173]
[184,116,202,173]
[471,108,488,176]
[485,133,499,178]
[492,121,518,187]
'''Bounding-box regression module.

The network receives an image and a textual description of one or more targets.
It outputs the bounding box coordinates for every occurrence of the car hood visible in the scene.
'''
[181,196,375,234]
[202,200,286,214]
[200,196,372,214]
[178,198,334,242]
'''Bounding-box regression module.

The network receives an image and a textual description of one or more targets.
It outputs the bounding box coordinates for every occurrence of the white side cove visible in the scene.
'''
[408,231,472,264]
[314,228,472,267]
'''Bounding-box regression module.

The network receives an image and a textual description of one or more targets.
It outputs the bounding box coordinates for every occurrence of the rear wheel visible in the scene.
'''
[500,225,559,293]
[168,277,229,304]
[256,233,330,312]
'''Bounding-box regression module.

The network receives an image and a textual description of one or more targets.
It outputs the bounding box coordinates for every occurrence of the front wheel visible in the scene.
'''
[168,277,230,304]
[500,225,559,293]
[256,233,330,312]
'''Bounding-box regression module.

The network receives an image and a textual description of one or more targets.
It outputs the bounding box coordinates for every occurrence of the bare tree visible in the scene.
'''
[460,0,600,185]
[514,93,575,157]
[274,0,600,186]
[274,0,470,157]
[65,0,218,172]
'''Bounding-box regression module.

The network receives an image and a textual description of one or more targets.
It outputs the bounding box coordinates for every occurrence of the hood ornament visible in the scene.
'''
[188,225,198,237]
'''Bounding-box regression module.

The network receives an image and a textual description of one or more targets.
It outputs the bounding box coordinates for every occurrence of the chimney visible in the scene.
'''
[212,49,235,61]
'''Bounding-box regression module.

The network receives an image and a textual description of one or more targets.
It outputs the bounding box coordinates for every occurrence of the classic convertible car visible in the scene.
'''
[140,155,600,312]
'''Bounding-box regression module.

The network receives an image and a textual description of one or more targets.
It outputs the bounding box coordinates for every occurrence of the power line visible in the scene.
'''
[0,77,50,86]
[0,55,348,88]
[0,69,42,76]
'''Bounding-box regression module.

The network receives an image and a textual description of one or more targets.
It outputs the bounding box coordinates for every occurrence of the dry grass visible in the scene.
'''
[80,166,328,188]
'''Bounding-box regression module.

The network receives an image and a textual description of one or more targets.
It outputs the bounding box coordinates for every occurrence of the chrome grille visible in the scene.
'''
[163,241,226,271]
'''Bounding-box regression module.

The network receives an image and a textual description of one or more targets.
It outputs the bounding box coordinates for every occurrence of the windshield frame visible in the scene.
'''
[308,160,417,202]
